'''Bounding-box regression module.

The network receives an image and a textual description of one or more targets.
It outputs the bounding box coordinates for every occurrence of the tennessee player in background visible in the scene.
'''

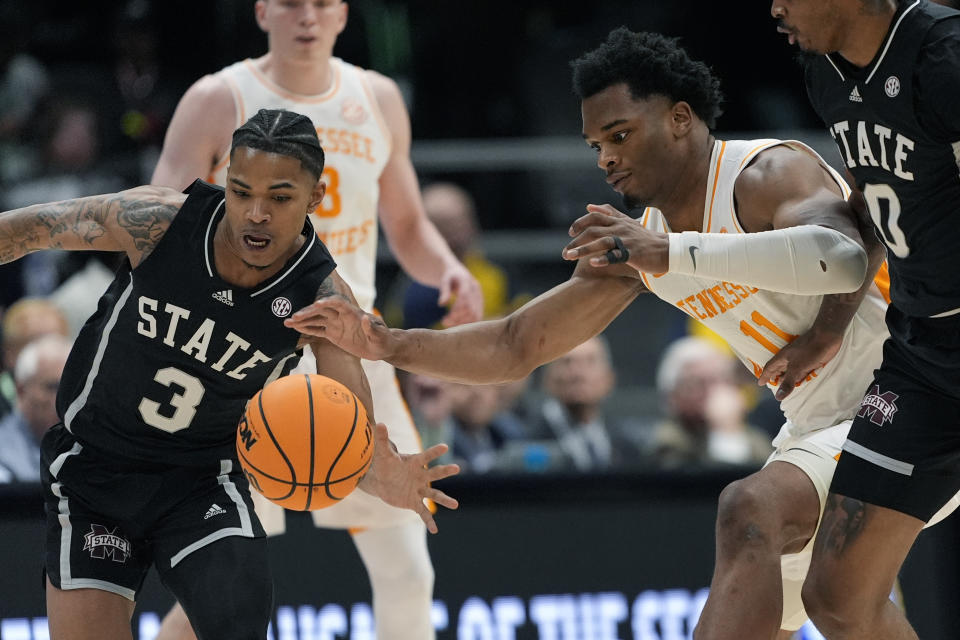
[151,1,482,639]
[287,29,959,639]
[773,0,960,637]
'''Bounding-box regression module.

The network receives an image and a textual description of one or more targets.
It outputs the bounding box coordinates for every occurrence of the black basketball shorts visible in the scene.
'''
[41,424,266,599]
[831,339,960,521]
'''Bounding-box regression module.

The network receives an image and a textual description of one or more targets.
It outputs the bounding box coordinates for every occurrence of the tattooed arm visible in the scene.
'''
[0,185,186,268]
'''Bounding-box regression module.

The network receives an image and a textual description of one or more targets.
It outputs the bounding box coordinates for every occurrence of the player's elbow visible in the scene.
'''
[498,315,541,382]
[822,231,869,293]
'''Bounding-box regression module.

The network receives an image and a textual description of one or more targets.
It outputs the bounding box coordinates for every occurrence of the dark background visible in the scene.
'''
[6,0,822,231]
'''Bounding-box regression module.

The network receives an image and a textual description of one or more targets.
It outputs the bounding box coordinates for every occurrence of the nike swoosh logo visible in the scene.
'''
[689,246,699,270]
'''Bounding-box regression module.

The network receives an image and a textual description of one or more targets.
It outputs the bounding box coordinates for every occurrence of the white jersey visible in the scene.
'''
[210,57,392,311]
[640,138,889,434]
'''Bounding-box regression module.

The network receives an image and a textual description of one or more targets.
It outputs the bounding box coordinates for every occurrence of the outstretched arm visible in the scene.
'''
[0,185,186,268]
[369,71,483,326]
[301,271,459,532]
[286,259,646,384]
[564,145,869,295]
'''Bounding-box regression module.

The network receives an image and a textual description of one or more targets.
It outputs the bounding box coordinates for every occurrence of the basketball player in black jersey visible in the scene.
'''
[0,108,459,640]
[772,0,960,637]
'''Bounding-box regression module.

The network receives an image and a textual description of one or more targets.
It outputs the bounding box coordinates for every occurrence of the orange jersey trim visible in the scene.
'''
[705,141,727,231]
[243,58,342,104]
[874,261,892,304]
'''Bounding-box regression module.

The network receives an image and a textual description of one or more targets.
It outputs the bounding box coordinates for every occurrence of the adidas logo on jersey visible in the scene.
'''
[848,85,863,102]
[212,289,234,306]
[204,503,227,520]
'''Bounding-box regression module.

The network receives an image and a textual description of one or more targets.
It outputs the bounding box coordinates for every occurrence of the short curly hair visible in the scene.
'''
[571,28,724,129]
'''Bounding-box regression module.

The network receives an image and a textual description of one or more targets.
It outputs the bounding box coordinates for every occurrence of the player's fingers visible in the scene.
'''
[289,321,328,337]
[417,442,450,463]
[441,300,477,327]
[437,277,453,306]
[426,462,460,483]
[775,372,805,401]
[290,298,343,322]
[757,356,786,386]
[417,505,439,534]
[562,236,617,262]
[775,381,794,401]
[568,211,618,237]
[440,310,460,328]
[373,422,391,450]
[585,203,631,219]
[425,488,459,510]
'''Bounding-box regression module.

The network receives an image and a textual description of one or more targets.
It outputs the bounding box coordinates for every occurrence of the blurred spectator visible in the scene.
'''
[0,298,70,419]
[448,381,528,473]
[400,372,457,466]
[0,4,49,184]
[524,335,648,472]
[0,98,130,306]
[404,371,525,473]
[49,252,118,339]
[0,334,72,483]
[4,98,130,211]
[646,337,771,469]
[388,181,521,328]
[104,1,186,180]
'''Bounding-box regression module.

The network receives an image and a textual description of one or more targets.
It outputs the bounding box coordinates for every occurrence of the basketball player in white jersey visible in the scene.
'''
[287,29,960,639]
[151,2,482,639]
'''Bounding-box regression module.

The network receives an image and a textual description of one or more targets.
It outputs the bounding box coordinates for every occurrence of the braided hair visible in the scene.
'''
[231,108,325,180]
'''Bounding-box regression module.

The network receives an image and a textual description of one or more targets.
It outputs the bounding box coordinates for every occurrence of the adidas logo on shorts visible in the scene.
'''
[204,503,227,520]
[212,289,234,306]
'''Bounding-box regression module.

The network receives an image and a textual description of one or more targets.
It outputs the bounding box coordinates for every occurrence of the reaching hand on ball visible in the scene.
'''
[359,423,460,533]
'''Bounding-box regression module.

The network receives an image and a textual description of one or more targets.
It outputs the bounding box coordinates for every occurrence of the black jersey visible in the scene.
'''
[805,0,960,318]
[56,180,336,467]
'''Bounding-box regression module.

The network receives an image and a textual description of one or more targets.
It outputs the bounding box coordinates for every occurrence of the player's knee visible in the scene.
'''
[155,604,196,640]
[188,585,273,640]
[800,570,860,636]
[368,544,434,597]
[166,538,274,640]
[715,479,777,550]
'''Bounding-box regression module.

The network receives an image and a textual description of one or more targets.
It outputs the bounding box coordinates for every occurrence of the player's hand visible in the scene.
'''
[438,263,483,327]
[563,204,670,272]
[758,328,843,401]
[286,297,393,361]
[360,423,460,533]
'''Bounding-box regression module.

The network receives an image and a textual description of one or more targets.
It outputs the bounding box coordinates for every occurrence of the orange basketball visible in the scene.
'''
[236,374,373,510]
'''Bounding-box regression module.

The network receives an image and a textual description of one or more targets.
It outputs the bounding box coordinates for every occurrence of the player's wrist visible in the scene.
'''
[383,327,407,363]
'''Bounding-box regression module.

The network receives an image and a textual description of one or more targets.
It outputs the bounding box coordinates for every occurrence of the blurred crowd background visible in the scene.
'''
[0,0,846,481]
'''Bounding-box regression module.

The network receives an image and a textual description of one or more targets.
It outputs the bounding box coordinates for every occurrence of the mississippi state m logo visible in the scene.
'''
[83,525,131,563]
[857,385,900,426]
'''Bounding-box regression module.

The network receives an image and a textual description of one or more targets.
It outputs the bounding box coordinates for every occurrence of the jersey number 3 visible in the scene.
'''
[138,367,205,433]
